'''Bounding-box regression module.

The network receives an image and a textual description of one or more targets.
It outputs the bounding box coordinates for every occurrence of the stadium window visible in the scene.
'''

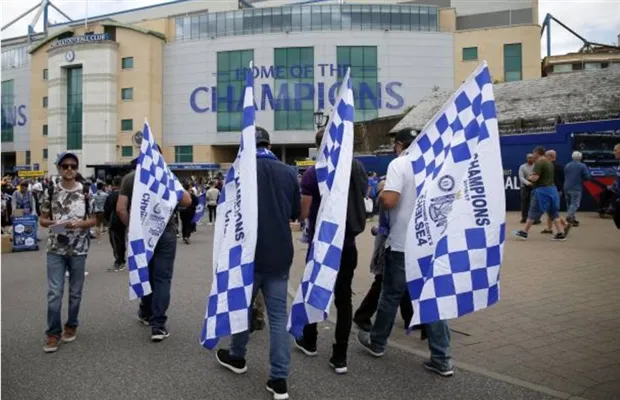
[43,148,48,159]
[216,49,254,132]
[42,96,48,108]
[121,88,133,100]
[274,47,315,131]
[42,124,48,136]
[175,145,193,163]
[337,46,378,122]
[26,151,30,165]
[121,57,134,69]
[504,43,522,82]
[462,47,478,61]
[121,146,133,158]
[1,80,14,142]
[121,119,133,131]
[43,69,48,80]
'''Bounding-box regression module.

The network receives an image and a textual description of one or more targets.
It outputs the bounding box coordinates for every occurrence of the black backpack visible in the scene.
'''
[47,184,90,221]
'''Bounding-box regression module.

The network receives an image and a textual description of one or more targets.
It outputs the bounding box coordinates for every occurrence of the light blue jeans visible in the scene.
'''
[229,272,291,379]
[46,253,87,337]
[370,249,452,369]
[565,190,582,219]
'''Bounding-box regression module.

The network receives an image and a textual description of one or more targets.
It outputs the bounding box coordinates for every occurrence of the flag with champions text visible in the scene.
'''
[287,68,355,338]
[200,65,258,350]
[404,61,506,326]
[126,120,185,300]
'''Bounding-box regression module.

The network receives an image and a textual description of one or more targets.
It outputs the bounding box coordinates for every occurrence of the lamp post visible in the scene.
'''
[313,109,329,130]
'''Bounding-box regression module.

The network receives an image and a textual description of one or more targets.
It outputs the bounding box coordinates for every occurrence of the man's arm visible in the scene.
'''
[291,174,301,221]
[179,190,192,208]
[38,192,54,228]
[582,164,591,181]
[116,194,129,227]
[518,165,531,186]
[380,160,403,210]
[300,195,312,221]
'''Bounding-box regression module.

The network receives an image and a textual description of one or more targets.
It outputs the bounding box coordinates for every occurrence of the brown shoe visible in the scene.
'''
[62,326,77,343]
[43,336,59,353]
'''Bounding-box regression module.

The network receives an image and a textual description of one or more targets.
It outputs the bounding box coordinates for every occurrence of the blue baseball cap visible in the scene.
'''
[56,151,79,166]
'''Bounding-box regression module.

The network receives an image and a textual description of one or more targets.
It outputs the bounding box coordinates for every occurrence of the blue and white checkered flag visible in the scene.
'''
[405,62,506,326]
[288,68,355,338]
[200,64,258,349]
[127,120,185,299]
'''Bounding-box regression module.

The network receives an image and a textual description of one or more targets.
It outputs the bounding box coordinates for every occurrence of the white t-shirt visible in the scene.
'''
[383,155,417,252]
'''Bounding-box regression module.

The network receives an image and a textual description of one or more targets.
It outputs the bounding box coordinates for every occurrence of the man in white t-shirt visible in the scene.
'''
[357,128,453,377]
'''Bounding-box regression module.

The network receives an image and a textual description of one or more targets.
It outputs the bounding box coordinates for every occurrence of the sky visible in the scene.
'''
[1,0,619,56]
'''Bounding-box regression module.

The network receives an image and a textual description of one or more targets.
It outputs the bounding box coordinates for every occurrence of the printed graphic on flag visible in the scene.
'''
[200,65,258,350]
[192,192,207,224]
[404,61,506,326]
[287,68,355,339]
[126,121,185,299]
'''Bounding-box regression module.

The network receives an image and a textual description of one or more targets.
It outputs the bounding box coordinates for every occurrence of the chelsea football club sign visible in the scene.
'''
[50,33,111,49]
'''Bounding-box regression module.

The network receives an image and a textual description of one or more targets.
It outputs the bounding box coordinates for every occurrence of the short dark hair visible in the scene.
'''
[315,128,325,148]
[533,146,546,156]
[96,182,104,191]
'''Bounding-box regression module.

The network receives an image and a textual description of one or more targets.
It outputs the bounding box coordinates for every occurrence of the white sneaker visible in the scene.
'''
[65,271,69,278]
[84,271,89,277]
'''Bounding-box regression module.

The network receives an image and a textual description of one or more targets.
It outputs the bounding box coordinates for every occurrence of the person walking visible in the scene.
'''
[356,128,454,377]
[564,151,591,226]
[215,127,300,400]
[206,182,219,225]
[92,182,108,237]
[103,176,126,272]
[116,152,192,342]
[294,128,368,375]
[518,154,540,224]
[39,152,96,353]
[11,181,36,217]
[179,182,197,244]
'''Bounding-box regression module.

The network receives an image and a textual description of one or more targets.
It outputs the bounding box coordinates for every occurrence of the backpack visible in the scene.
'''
[47,184,90,221]
[345,159,368,238]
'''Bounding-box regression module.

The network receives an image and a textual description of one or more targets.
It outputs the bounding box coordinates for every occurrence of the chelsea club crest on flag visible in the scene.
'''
[200,65,258,349]
[126,120,185,300]
[287,68,355,338]
[404,61,506,326]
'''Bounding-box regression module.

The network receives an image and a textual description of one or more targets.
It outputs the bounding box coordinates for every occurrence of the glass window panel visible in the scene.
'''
[553,64,572,73]
[282,7,292,31]
[233,13,242,35]
[419,6,429,31]
[287,47,300,67]
[321,6,331,30]
[380,5,390,29]
[199,14,208,37]
[505,71,521,82]
[121,146,133,157]
[272,8,282,33]
[351,47,364,67]
[243,10,253,35]
[274,111,287,130]
[301,7,311,31]
[217,52,229,72]
[242,50,253,68]
[351,5,361,30]
[216,13,226,37]
[121,119,133,131]
[208,13,217,37]
[175,17,184,39]
[291,7,301,31]
[390,7,401,30]
[462,47,478,61]
[121,57,133,69]
[429,7,437,31]
[191,15,199,39]
[410,6,419,30]
[274,48,287,70]
[253,9,263,34]
[262,8,272,34]
[361,5,371,30]
[42,124,48,136]
[371,5,381,30]
[225,12,234,36]
[332,5,342,30]
[183,16,190,37]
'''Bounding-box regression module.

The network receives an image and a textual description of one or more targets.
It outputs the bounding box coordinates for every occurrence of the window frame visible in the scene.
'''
[43,148,48,159]
[121,87,134,100]
[503,43,522,82]
[42,124,48,136]
[174,145,193,163]
[121,57,134,69]
[121,146,133,158]
[42,96,48,108]
[43,69,48,80]
[120,119,133,131]
[462,47,478,61]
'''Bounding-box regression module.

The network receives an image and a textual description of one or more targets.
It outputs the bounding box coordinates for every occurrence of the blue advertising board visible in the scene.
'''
[12,215,38,252]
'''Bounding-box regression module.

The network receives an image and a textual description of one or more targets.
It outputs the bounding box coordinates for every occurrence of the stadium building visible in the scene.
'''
[1,0,542,177]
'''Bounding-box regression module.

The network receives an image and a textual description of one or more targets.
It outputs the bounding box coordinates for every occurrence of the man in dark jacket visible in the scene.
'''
[294,128,368,375]
[103,176,125,272]
[216,127,300,399]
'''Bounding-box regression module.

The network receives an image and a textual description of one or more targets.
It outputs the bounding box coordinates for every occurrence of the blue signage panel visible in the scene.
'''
[1,105,27,128]
[189,63,404,113]
[169,163,221,170]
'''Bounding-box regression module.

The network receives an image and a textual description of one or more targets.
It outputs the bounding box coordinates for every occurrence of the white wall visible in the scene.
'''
[163,30,454,146]
[1,66,30,153]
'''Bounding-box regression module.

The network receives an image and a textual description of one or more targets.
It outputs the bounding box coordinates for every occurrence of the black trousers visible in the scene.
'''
[180,211,193,239]
[109,228,126,266]
[354,273,413,326]
[207,205,216,223]
[520,185,533,221]
[303,243,358,354]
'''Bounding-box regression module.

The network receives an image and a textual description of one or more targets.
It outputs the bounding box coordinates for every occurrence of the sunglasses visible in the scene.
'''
[60,164,78,170]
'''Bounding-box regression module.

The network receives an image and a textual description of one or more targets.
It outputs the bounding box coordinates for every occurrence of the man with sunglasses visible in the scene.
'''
[39,152,96,353]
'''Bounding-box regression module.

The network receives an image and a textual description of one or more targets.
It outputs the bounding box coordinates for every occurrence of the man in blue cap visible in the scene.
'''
[39,151,97,353]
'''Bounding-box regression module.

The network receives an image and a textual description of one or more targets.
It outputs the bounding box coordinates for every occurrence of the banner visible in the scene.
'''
[192,193,206,224]
[287,68,355,338]
[126,120,185,299]
[200,64,258,349]
[12,215,38,252]
[405,62,506,326]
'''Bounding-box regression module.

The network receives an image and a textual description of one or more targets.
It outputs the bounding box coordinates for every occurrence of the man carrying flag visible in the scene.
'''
[358,62,505,378]
[116,123,192,342]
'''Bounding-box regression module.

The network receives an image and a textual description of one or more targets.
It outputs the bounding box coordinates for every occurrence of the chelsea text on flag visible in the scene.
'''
[287,68,355,338]
[405,61,506,326]
[126,121,185,299]
[200,65,258,349]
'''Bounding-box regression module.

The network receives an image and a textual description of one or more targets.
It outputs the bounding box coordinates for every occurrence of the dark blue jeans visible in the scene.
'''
[370,249,452,369]
[230,271,291,380]
[46,253,87,337]
[139,229,177,329]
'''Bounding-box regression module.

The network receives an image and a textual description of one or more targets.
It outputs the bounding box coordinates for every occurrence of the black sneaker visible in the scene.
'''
[571,220,580,227]
[151,327,170,342]
[294,337,317,357]
[216,349,247,374]
[552,233,567,241]
[511,230,528,240]
[266,378,289,400]
[329,355,348,374]
[423,360,454,377]
[356,330,384,357]
[563,222,572,237]
[353,317,372,332]
[137,312,150,326]
[117,263,126,272]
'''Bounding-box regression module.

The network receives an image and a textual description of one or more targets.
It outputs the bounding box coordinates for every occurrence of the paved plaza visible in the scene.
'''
[2,212,618,400]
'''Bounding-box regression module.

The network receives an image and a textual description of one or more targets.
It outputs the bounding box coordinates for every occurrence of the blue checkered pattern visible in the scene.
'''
[201,65,258,350]
[288,69,355,338]
[405,62,506,326]
[126,121,185,299]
